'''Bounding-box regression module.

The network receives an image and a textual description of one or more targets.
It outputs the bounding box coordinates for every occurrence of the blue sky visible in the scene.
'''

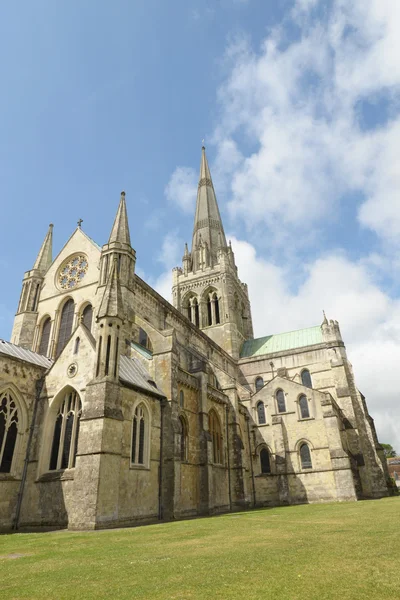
[1,0,400,448]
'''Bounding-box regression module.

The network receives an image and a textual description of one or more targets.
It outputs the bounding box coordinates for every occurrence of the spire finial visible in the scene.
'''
[77,218,83,228]
[322,310,328,325]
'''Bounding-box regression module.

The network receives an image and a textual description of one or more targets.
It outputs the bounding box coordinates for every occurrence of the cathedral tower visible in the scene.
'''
[11,224,53,349]
[172,147,253,358]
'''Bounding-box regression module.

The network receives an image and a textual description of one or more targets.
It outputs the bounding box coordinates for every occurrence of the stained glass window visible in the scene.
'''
[300,443,312,469]
[131,404,148,466]
[38,317,51,356]
[0,391,19,473]
[260,448,271,474]
[58,255,89,290]
[301,369,312,388]
[257,401,266,425]
[49,391,81,471]
[276,389,286,413]
[56,299,75,357]
[299,395,310,419]
[255,377,264,392]
[82,304,93,332]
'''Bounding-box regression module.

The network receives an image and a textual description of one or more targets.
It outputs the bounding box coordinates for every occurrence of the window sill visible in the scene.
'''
[37,469,75,482]
[255,473,273,478]
[298,417,315,422]
[129,464,150,471]
[0,473,21,482]
[257,423,270,428]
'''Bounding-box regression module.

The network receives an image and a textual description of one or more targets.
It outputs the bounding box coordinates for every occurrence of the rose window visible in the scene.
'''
[58,255,89,290]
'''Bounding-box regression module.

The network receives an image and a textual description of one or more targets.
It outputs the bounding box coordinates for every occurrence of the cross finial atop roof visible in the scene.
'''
[77,218,83,228]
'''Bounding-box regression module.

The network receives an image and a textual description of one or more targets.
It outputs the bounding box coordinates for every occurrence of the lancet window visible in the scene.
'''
[38,317,51,356]
[301,369,312,388]
[131,404,149,466]
[82,304,93,332]
[257,401,266,425]
[0,391,19,473]
[299,395,310,419]
[300,443,312,469]
[55,299,75,357]
[179,416,188,462]
[209,410,223,464]
[49,391,82,471]
[255,377,264,392]
[260,448,271,474]
[276,389,286,413]
[206,291,221,326]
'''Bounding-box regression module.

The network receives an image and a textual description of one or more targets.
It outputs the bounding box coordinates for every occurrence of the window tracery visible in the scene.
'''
[49,391,81,471]
[0,391,19,473]
[58,255,89,290]
[131,404,148,466]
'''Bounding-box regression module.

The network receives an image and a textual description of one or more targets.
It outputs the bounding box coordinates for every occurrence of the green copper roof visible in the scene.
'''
[240,325,323,358]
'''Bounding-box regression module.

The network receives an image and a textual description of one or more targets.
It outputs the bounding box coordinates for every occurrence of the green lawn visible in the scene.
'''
[1,498,399,600]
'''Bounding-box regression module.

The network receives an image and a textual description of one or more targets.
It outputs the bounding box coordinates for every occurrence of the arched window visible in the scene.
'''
[179,416,188,462]
[49,391,81,471]
[209,410,223,464]
[299,395,310,419]
[192,298,200,327]
[300,443,312,469]
[260,448,271,474]
[82,304,93,332]
[138,327,153,352]
[276,389,286,413]
[255,377,264,392]
[257,401,266,425]
[38,317,51,356]
[131,404,148,466]
[56,299,75,357]
[301,369,312,388]
[207,296,212,326]
[179,390,184,408]
[213,293,220,324]
[0,390,19,473]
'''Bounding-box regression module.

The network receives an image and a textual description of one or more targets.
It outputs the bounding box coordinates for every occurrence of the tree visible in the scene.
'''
[381,444,397,458]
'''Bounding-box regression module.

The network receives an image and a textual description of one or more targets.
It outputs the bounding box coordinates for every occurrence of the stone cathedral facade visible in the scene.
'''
[0,147,390,531]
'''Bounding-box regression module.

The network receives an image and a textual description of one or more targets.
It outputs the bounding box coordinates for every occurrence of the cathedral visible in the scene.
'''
[0,147,390,531]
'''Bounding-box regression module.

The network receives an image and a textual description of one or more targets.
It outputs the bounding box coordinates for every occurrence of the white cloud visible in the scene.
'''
[212,0,400,241]
[165,167,197,214]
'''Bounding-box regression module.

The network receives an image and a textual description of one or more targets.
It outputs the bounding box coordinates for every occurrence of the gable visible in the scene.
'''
[39,228,102,302]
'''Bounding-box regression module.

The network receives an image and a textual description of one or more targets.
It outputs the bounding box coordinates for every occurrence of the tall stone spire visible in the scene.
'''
[98,257,124,320]
[108,191,131,245]
[32,224,53,275]
[191,147,227,267]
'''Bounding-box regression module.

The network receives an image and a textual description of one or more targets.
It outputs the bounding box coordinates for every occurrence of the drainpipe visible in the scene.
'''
[246,415,256,508]
[225,405,232,511]
[158,398,165,521]
[13,376,44,531]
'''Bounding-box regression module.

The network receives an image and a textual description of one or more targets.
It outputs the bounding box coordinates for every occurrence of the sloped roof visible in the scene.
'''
[240,326,323,358]
[119,355,165,398]
[0,339,53,368]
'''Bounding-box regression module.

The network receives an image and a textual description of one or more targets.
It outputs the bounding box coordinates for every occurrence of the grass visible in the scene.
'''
[1,497,400,600]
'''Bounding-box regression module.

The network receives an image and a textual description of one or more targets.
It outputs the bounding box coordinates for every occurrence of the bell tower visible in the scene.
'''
[172,146,253,358]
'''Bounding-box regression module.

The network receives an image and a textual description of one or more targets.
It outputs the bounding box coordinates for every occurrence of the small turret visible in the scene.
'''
[321,312,343,344]
[182,243,191,275]
[11,224,54,349]
[99,191,136,289]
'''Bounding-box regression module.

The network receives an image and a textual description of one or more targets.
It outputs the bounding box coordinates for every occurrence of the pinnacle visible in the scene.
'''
[109,191,131,246]
[32,223,53,275]
[98,257,124,320]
